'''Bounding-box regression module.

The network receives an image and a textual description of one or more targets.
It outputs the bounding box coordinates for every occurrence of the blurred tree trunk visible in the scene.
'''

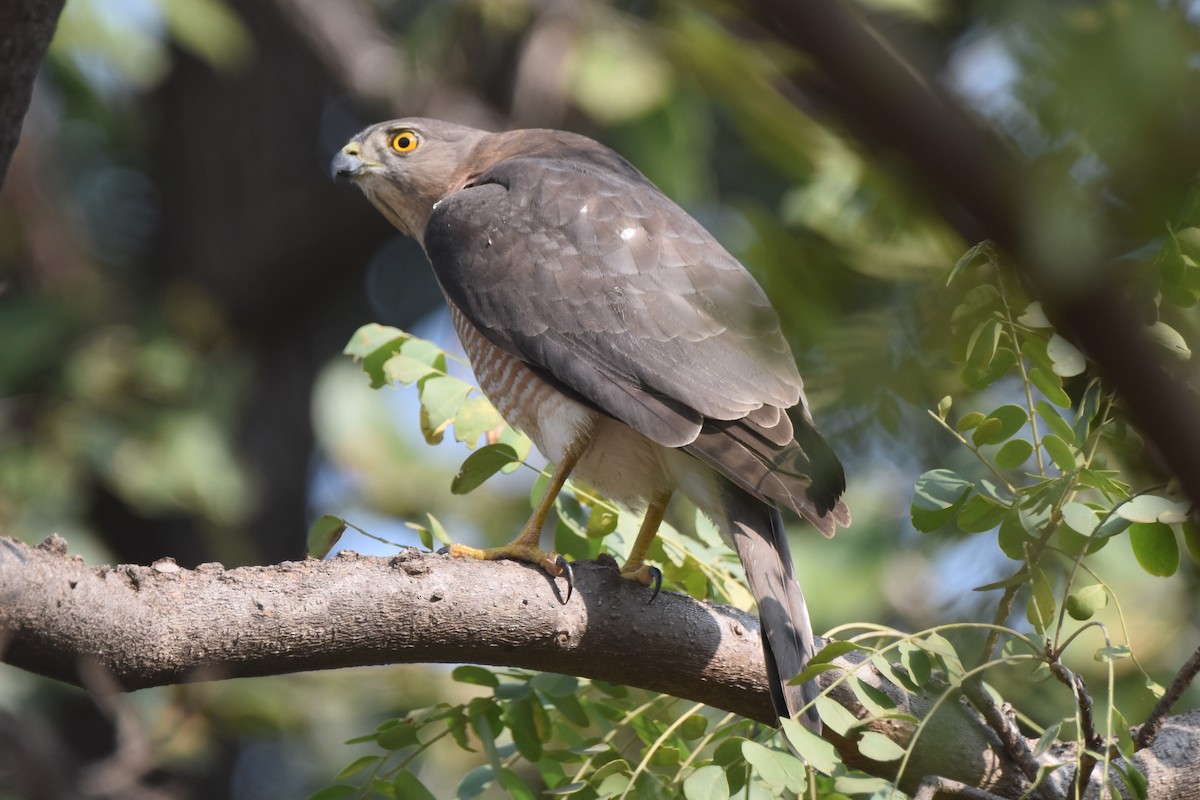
[0,0,66,187]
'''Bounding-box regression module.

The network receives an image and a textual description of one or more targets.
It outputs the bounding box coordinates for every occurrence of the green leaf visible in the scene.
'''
[956,493,1009,533]
[452,666,500,688]
[1066,584,1108,620]
[857,731,905,762]
[547,692,590,727]
[453,395,504,448]
[679,714,708,740]
[1018,301,1052,328]
[780,717,840,775]
[741,741,806,793]
[997,511,1033,560]
[418,377,473,444]
[376,722,419,750]
[457,766,494,800]
[333,755,381,781]
[1032,721,1062,757]
[1129,522,1180,577]
[1026,568,1056,634]
[306,514,346,559]
[1073,379,1104,443]
[499,768,536,800]
[307,786,357,800]
[850,677,897,716]
[393,771,438,800]
[911,469,973,532]
[682,765,730,800]
[530,673,578,697]
[919,633,964,677]
[995,439,1033,469]
[961,347,1017,390]
[344,323,407,358]
[504,696,543,762]
[1036,401,1076,444]
[451,444,519,495]
[936,395,952,419]
[426,513,451,545]
[1183,522,1200,562]
[809,639,864,665]
[956,411,986,432]
[1096,645,1131,663]
[1030,366,1071,408]
[1047,333,1086,377]
[1061,502,1098,536]
[586,505,619,537]
[947,241,995,284]
[814,695,862,737]
[1042,434,1078,472]
[966,318,1003,367]
[900,646,931,689]
[1146,320,1192,360]
[1116,494,1192,524]
[975,404,1028,445]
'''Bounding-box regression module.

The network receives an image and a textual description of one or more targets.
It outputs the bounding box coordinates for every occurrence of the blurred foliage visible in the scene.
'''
[3,0,1200,798]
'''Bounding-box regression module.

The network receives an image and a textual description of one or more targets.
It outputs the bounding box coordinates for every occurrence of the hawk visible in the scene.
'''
[332,118,849,728]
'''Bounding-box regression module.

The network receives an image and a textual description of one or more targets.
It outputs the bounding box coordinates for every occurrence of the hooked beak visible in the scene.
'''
[331,144,368,183]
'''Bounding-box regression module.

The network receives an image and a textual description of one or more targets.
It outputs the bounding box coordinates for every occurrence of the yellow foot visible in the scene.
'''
[447,541,574,601]
[619,561,663,602]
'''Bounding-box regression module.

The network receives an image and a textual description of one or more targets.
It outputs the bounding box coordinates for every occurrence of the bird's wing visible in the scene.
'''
[423,155,804,449]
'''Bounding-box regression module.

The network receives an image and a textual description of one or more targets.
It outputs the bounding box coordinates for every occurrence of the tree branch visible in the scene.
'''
[0,534,777,722]
[0,0,66,189]
[8,534,1200,798]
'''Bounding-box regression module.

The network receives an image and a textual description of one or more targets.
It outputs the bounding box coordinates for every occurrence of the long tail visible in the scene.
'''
[721,480,821,731]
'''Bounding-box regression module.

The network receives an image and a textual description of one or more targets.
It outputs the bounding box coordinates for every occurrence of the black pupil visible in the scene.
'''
[396,135,411,149]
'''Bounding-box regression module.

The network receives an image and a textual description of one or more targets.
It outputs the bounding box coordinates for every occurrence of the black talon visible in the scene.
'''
[555,555,574,603]
[436,546,450,555]
[647,566,663,604]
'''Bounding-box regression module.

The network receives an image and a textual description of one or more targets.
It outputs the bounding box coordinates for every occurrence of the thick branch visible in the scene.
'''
[0,535,777,722]
[8,535,1200,797]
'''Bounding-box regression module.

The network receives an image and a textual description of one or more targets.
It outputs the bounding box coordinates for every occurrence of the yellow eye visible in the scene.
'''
[390,130,418,153]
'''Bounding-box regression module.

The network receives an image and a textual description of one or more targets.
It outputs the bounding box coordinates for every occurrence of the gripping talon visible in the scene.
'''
[647,566,663,603]
[555,555,574,603]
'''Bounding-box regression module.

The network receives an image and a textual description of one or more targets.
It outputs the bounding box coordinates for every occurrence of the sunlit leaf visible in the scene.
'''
[741,741,806,793]
[682,764,730,800]
[452,666,500,688]
[1047,333,1086,377]
[857,731,905,762]
[780,717,840,775]
[1146,320,1191,360]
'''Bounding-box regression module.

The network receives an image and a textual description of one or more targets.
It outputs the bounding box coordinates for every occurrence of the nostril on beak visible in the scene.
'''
[331,146,364,183]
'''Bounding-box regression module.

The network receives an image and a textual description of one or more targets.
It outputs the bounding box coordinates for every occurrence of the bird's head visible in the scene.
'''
[331,118,490,239]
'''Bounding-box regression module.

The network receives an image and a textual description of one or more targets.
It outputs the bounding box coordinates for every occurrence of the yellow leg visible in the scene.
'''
[620,491,671,589]
[449,429,591,577]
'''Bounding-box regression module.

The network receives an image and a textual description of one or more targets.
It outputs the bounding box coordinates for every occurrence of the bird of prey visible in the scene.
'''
[331,118,849,728]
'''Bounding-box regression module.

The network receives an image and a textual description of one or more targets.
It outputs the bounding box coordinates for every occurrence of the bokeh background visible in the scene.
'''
[2,0,1199,798]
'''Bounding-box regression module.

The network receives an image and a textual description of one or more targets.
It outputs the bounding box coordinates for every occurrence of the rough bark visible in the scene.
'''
[4,534,1200,799]
[0,0,65,189]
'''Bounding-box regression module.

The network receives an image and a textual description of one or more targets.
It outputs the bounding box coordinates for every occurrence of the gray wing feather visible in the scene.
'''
[424,156,803,448]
